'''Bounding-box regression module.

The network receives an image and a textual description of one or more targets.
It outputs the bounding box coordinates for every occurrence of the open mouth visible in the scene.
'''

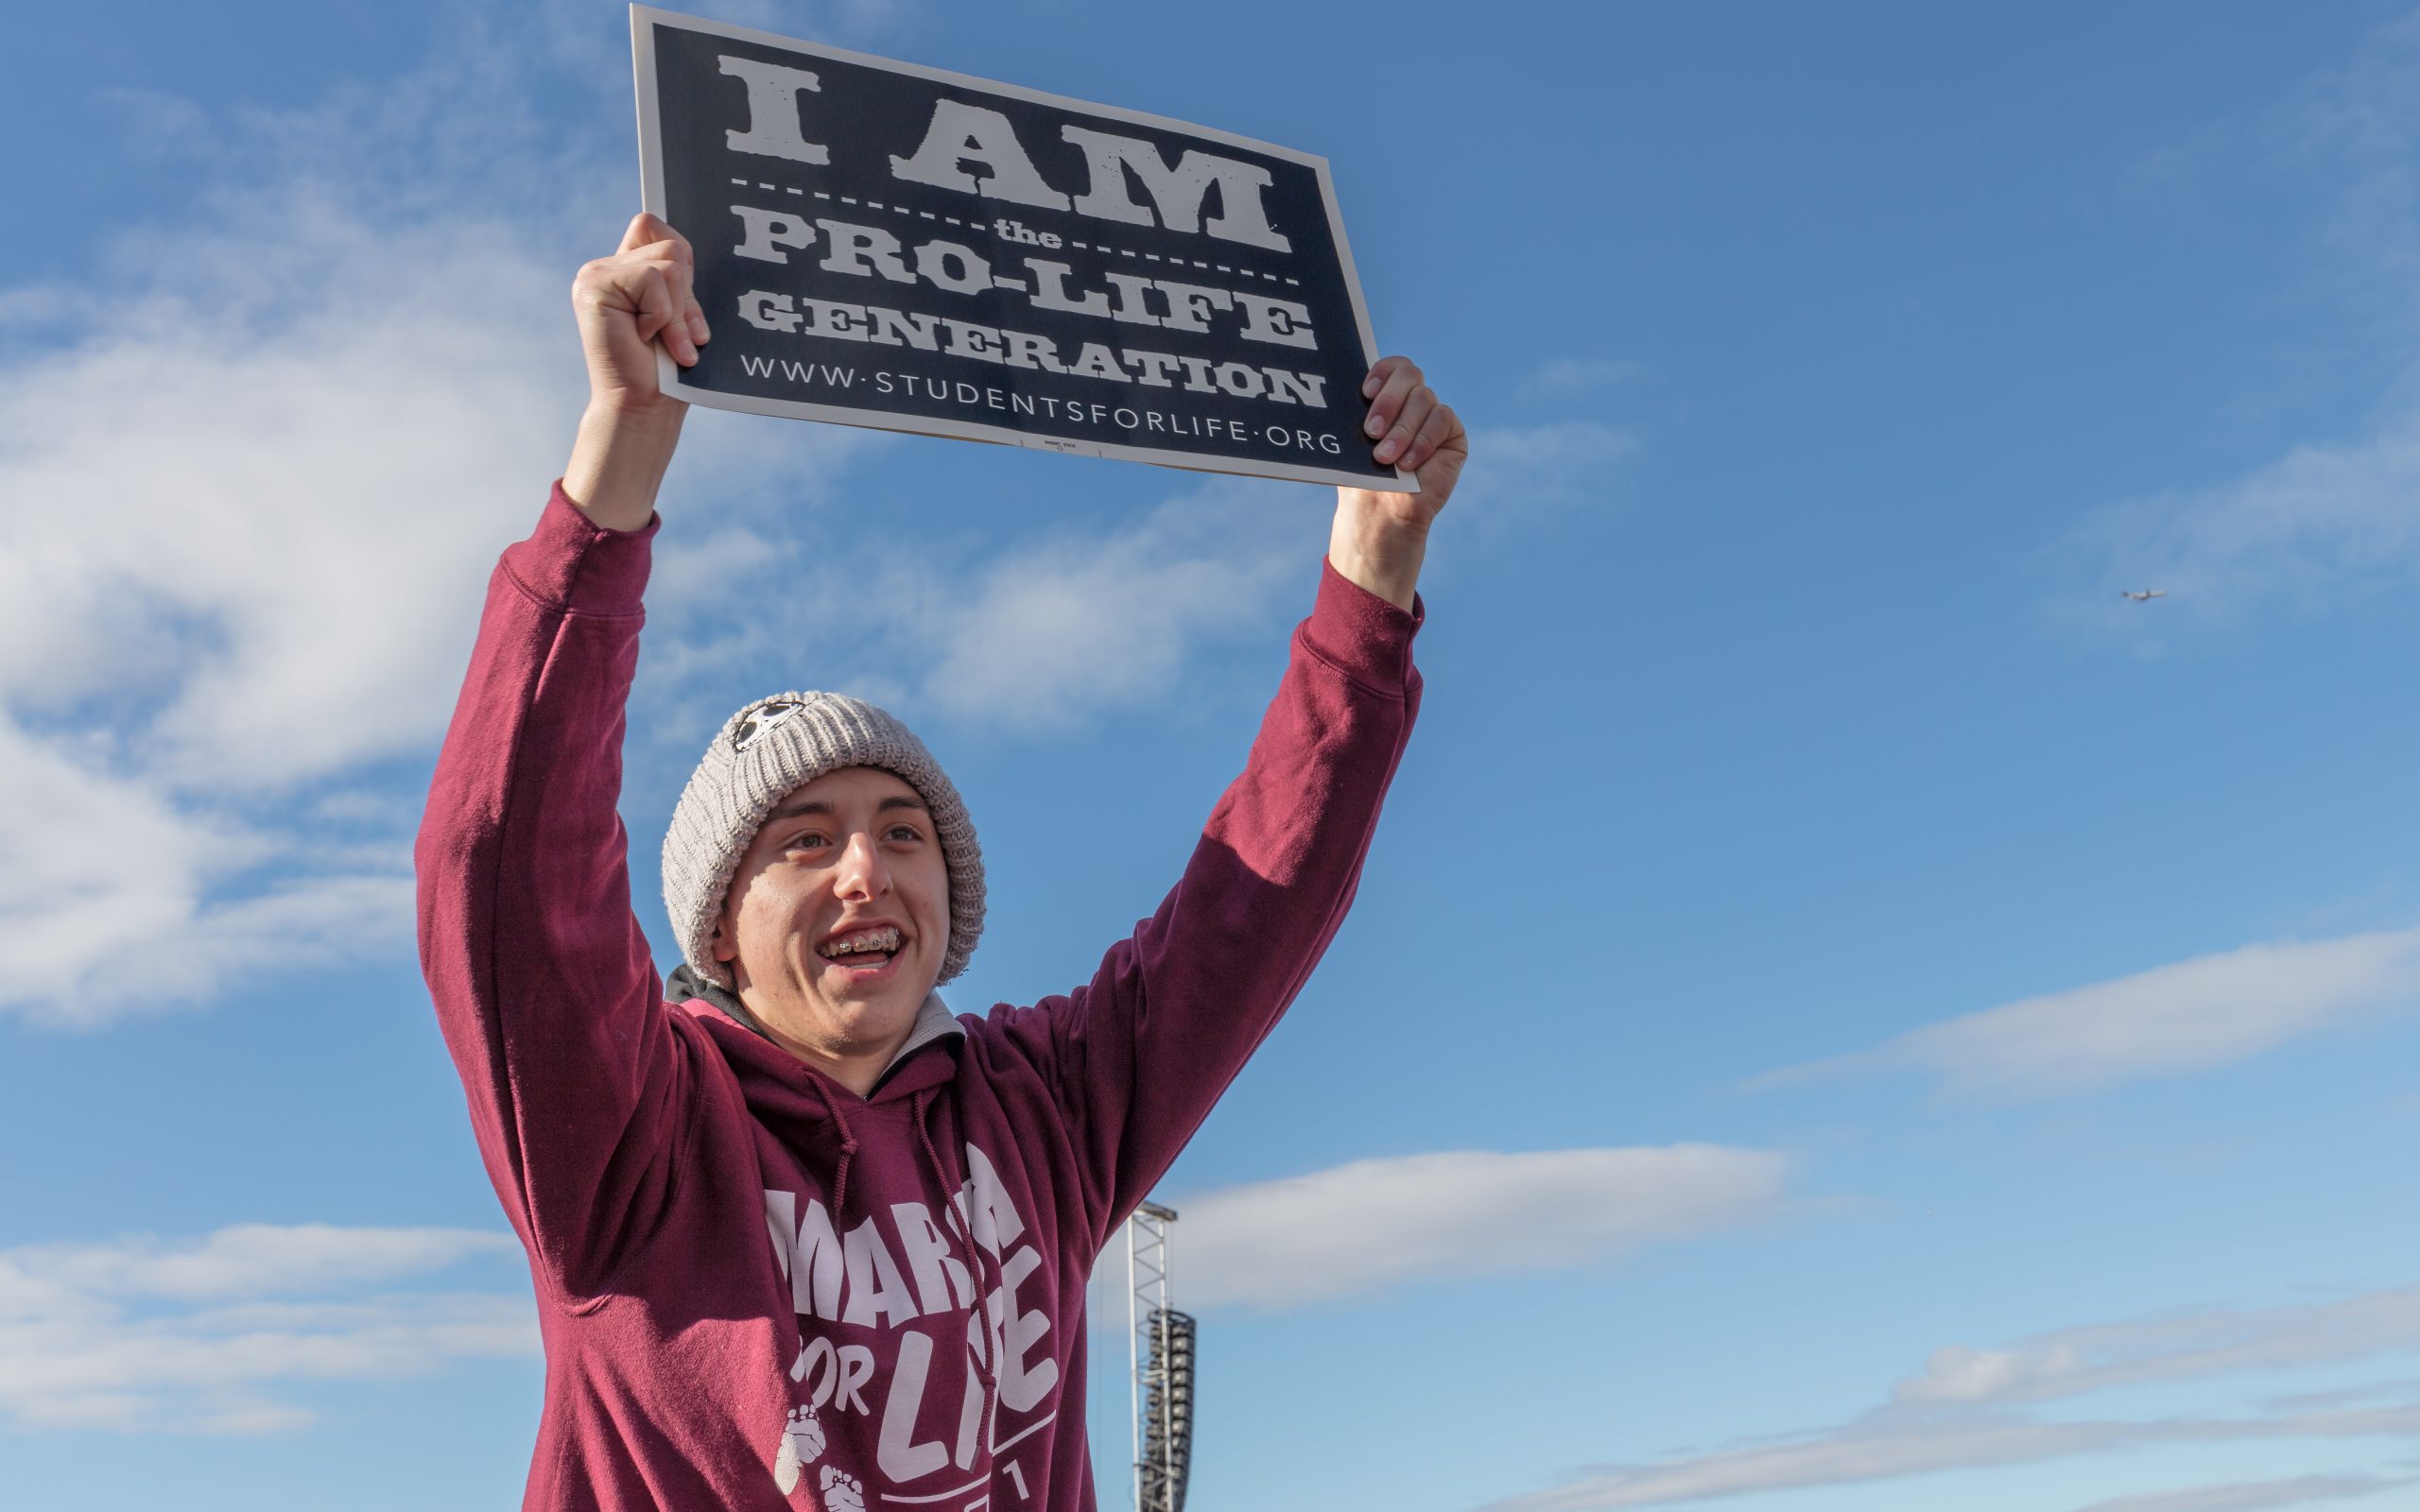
[817,924,905,969]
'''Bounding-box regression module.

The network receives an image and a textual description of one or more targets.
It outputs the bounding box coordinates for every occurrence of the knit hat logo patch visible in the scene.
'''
[731,698,807,753]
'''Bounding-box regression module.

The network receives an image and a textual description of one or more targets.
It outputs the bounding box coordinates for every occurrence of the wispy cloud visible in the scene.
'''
[0,43,580,1025]
[626,471,1322,742]
[1486,1409,2420,1512]
[2058,8,2420,633]
[2068,1472,2417,1512]
[912,477,1319,730]
[0,1224,531,1433]
[1479,1282,2420,1511]
[900,411,1636,723]
[634,409,1636,743]
[1520,357,1645,401]
[0,2,1626,1027]
[2056,406,2420,632]
[0,12,858,1026]
[1896,1288,2420,1408]
[1453,420,1634,518]
[1168,1146,1790,1310]
[1759,927,2420,1100]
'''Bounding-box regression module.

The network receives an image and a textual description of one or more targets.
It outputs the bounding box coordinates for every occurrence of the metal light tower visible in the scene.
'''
[1127,1201,1196,1512]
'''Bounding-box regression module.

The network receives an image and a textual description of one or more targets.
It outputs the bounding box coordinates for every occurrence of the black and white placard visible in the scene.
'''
[632,6,1411,490]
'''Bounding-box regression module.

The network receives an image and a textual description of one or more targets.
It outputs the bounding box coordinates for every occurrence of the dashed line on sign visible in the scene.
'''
[714,190,1295,285]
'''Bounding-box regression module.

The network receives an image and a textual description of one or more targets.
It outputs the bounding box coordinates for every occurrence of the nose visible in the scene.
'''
[833,829,890,901]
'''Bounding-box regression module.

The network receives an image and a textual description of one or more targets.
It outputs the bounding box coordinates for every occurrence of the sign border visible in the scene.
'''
[630,3,1416,492]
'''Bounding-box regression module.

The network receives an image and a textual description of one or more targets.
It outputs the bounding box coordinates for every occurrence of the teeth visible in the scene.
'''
[821,926,902,959]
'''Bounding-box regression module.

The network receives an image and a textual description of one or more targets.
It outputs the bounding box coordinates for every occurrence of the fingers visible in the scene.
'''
[1360,353,1412,401]
[618,211,676,254]
[1401,398,1461,473]
[635,264,696,366]
[577,219,712,369]
[612,213,711,353]
[1361,356,1434,468]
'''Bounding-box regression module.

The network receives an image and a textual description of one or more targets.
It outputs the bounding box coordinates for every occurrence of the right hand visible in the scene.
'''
[572,212,710,413]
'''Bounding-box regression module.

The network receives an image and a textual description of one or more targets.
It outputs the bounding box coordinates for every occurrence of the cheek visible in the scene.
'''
[913,860,953,937]
[727,869,807,955]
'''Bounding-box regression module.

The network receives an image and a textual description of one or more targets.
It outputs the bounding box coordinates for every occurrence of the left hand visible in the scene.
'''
[1330,356,1467,609]
[1352,355,1467,521]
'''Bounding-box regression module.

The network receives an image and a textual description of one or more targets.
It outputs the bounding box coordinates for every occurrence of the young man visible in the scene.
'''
[417,213,1465,1511]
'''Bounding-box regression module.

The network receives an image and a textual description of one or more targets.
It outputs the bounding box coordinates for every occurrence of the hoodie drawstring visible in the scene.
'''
[824,1087,861,1220]
[914,1088,1001,1460]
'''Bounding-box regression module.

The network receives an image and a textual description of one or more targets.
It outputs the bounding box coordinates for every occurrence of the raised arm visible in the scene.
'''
[413,215,708,1300]
[562,212,710,530]
[1003,359,1466,1239]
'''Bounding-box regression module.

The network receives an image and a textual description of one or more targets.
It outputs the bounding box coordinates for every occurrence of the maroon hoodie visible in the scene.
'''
[416,486,1421,1511]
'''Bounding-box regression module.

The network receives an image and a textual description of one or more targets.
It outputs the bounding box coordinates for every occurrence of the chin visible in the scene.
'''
[817,969,929,1020]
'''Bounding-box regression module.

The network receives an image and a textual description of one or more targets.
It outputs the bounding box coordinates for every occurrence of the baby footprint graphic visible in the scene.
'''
[772,1405,825,1495]
[820,1465,865,1512]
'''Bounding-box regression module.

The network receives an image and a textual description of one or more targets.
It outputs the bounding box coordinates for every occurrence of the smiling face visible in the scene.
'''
[710,765,950,1086]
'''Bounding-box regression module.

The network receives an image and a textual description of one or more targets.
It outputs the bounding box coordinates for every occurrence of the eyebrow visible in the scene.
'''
[764,794,930,826]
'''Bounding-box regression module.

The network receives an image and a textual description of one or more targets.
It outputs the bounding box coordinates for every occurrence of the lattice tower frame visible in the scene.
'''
[1126,1200,1192,1512]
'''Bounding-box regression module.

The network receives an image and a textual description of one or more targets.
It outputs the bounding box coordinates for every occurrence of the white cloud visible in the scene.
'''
[893,414,1634,729]
[2293,7,2420,295]
[2057,9,2420,634]
[0,718,413,1025]
[0,16,863,1026]
[0,160,611,783]
[0,199,570,1022]
[2057,404,2420,631]
[624,469,1325,744]
[5,1224,518,1301]
[1479,1283,2420,1511]
[1487,1417,2140,1510]
[1521,357,1645,399]
[1485,1411,2420,1511]
[1897,1289,2420,1409]
[913,477,1320,730]
[1454,420,1635,519]
[1762,927,2420,1100]
[1168,1145,1790,1310]
[0,2,1624,1026]
[2069,1472,2417,1512]
[0,1223,532,1433]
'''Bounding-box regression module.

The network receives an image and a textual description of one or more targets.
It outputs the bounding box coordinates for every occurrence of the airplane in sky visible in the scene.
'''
[2121,589,2169,602]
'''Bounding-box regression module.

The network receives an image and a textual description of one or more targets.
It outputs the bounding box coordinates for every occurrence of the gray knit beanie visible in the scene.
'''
[662,692,984,988]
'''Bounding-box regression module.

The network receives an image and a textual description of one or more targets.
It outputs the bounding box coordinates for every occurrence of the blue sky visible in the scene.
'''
[5,3,2420,1510]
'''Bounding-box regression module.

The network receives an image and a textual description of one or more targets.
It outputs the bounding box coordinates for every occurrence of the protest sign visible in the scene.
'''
[631,6,1412,490]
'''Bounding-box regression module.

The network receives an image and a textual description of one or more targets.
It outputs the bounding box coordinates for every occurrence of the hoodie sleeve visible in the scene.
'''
[999,559,1423,1247]
[414,485,690,1303]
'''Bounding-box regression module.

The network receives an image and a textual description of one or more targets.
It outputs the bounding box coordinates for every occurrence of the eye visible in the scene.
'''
[782,830,833,852]
[884,823,925,843]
